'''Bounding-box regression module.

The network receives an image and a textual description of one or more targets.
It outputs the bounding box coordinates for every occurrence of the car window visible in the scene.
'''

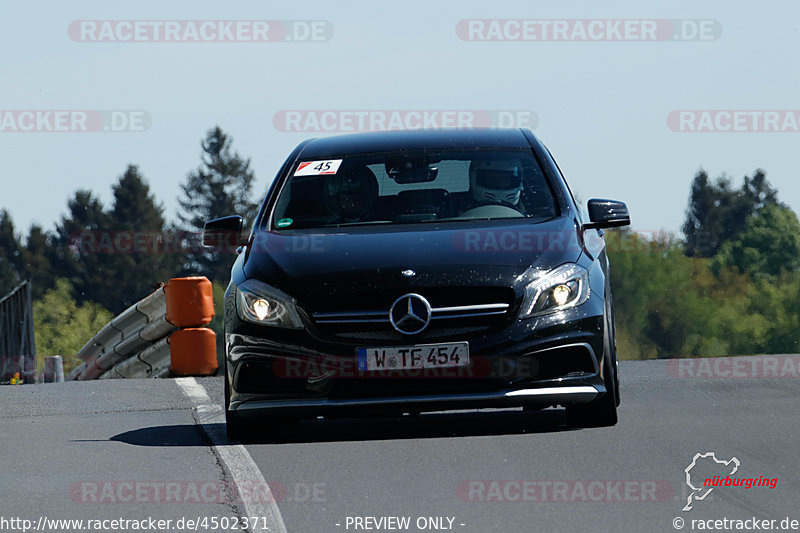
[271,149,558,230]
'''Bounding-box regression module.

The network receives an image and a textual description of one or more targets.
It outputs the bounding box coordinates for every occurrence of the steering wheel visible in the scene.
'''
[459,203,526,219]
[493,200,526,215]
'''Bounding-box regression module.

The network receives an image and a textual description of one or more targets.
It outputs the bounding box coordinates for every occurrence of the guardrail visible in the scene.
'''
[68,277,218,380]
[0,280,36,385]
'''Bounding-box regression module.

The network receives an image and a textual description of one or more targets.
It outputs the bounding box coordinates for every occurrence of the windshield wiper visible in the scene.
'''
[328,220,394,227]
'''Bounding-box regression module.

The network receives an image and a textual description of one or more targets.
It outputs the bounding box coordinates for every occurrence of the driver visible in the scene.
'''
[324,164,379,222]
[468,158,524,207]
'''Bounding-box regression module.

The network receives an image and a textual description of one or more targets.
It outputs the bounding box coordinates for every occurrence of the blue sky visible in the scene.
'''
[2,1,798,236]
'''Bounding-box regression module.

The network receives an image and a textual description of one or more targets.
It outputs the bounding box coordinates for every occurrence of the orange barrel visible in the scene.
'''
[164,276,214,327]
[169,328,218,376]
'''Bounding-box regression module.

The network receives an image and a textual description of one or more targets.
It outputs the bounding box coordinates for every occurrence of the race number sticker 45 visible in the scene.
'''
[294,159,342,176]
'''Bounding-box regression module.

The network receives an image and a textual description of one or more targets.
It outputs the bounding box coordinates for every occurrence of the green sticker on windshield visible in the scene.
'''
[276,218,293,228]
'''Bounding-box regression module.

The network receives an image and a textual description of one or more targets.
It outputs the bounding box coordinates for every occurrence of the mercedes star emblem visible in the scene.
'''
[389,293,432,335]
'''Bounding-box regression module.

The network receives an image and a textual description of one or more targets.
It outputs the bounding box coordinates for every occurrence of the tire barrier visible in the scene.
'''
[165,276,215,327]
[69,277,217,380]
[169,328,218,377]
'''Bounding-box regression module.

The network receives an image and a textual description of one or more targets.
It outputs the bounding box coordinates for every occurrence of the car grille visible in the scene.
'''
[323,326,492,342]
[307,288,515,343]
[313,303,509,324]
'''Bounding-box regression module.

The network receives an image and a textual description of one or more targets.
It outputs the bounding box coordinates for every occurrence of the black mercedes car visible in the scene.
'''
[203,128,630,439]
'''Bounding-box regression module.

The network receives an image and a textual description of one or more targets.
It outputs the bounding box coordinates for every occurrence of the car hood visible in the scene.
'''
[242,217,584,301]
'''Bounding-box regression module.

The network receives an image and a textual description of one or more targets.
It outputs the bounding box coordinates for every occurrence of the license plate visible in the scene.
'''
[356,342,469,372]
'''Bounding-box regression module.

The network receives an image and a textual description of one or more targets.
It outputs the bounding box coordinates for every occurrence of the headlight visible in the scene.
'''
[236,279,304,329]
[520,263,589,318]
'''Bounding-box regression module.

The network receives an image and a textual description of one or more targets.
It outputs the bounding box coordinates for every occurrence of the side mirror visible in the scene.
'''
[583,199,630,230]
[202,215,247,248]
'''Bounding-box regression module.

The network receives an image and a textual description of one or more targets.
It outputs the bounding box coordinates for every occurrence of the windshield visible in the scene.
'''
[271,149,558,230]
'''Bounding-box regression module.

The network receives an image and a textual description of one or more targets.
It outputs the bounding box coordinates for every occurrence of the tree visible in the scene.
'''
[33,279,113,374]
[50,190,115,307]
[47,167,181,314]
[608,233,717,358]
[712,204,800,280]
[607,230,776,359]
[22,224,56,300]
[106,164,182,311]
[741,169,778,212]
[682,169,778,258]
[178,126,258,284]
[0,209,24,295]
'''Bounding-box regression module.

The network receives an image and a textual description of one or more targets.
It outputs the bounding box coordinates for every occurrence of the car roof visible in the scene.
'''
[296,128,534,159]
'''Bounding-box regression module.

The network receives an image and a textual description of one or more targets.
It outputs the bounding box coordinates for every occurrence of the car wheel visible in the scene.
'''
[565,372,618,428]
[224,357,246,441]
[607,290,621,407]
[565,298,619,428]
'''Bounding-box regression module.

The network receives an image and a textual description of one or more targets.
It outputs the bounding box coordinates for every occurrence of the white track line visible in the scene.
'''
[176,377,288,533]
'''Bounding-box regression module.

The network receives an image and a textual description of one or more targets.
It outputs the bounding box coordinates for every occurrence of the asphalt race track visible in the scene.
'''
[2,356,798,533]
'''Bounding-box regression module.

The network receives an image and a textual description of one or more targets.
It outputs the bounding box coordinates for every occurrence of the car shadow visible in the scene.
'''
[238,407,573,445]
[108,424,209,447]
[109,407,576,447]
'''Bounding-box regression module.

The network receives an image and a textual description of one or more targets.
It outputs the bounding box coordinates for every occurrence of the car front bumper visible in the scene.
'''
[225,299,610,417]
[232,384,605,418]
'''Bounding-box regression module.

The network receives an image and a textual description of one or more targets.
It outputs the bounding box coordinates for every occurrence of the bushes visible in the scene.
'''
[33,279,113,374]
[608,231,800,360]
